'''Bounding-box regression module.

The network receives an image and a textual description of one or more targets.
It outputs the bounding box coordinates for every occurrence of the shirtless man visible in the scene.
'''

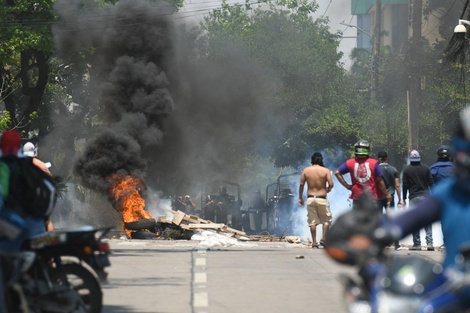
[299,152,334,248]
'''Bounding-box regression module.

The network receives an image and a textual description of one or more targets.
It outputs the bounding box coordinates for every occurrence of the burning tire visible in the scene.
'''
[124,219,157,231]
[131,230,157,239]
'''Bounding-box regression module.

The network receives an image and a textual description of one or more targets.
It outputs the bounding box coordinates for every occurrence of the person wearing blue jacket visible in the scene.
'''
[429,145,455,183]
[376,106,470,308]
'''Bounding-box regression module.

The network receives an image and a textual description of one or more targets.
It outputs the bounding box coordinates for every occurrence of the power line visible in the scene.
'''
[0,0,270,30]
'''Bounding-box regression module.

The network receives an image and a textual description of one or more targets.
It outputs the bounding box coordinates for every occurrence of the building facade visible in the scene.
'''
[351,0,443,53]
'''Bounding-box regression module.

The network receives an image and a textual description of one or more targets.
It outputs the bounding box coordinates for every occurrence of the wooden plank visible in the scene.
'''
[236,235,251,241]
[172,210,186,226]
[186,223,224,229]
[158,218,173,224]
[221,225,246,236]
[186,216,211,224]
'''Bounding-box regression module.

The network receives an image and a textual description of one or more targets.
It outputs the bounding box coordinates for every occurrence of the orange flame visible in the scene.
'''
[109,173,154,237]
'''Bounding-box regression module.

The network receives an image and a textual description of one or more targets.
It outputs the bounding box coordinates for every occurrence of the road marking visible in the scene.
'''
[194,272,207,284]
[195,258,206,266]
[194,292,208,307]
[194,248,209,311]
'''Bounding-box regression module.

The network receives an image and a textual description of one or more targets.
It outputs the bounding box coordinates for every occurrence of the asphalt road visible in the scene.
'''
[101,235,445,313]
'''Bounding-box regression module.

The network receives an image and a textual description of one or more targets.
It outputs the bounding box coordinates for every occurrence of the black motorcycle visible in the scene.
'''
[3,226,112,313]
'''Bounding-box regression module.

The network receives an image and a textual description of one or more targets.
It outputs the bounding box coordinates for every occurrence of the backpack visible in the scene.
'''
[1,156,57,219]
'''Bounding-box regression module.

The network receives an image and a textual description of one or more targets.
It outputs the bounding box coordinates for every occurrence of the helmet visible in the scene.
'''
[354,140,370,156]
[325,193,382,266]
[23,142,36,157]
[0,130,21,156]
[437,145,450,159]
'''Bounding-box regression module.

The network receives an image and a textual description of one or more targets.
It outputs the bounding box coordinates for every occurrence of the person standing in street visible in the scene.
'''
[247,189,266,233]
[429,145,454,184]
[23,142,51,175]
[377,150,404,250]
[183,195,197,215]
[299,152,334,248]
[402,149,435,250]
[23,141,54,231]
[172,195,186,212]
[335,140,391,209]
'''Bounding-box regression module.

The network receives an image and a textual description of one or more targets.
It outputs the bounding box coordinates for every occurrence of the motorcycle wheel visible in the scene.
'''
[52,263,103,313]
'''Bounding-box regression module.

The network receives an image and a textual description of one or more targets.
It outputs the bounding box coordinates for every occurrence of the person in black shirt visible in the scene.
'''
[377,151,404,249]
[402,149,434,250]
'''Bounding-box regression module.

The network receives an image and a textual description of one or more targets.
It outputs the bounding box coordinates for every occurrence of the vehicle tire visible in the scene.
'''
[124,219,157,231]
[53,262,103,313]
[131,230,157,239]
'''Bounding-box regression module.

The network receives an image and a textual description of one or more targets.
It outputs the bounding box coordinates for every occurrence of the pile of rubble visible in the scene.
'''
[159,210,300,243]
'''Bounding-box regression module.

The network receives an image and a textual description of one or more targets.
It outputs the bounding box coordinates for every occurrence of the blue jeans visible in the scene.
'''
[410,197,433,246]
[0,209,46,252]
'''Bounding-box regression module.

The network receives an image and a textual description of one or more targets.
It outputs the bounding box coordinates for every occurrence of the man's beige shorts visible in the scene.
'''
[306,197,332,226]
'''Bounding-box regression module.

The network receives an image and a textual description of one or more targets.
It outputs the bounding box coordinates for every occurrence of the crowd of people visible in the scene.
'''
[321,107,470,309]
[297,134,457,251]
[167,133,457,250]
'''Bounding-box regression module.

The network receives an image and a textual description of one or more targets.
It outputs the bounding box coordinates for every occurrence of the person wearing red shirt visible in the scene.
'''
[335,140,390,210]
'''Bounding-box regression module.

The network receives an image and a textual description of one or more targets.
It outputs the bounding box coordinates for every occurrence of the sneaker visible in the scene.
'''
[427,245,435,251]
[319,239,326,248]
[396,247,405,251]
[410,245,421,251]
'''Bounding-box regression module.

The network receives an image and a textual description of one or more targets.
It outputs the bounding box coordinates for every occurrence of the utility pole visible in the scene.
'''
[370,0,381,103]
[408,0,422,151]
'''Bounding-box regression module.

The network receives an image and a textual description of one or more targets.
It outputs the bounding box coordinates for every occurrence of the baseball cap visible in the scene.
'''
[377,151,388,159]
[409,149,421,162]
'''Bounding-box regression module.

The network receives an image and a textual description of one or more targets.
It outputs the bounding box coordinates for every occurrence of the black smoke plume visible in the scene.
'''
[53,0,175,191]
[52,0,284,197]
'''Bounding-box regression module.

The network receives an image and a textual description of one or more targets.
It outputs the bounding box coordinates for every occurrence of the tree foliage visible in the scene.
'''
[0,0,55,135]
[196,0,365,169]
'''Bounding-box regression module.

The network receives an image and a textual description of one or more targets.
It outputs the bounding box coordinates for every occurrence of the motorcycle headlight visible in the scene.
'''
[376,291,421,313]
[344,300,371,313]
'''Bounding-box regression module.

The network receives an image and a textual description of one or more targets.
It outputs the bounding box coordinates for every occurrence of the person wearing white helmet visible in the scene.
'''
[22,142,36,157]
[22,142,54,230]
[22,142,51,175]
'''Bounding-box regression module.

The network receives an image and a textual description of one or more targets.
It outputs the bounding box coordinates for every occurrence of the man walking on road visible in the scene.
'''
[335,140,390,209]
[377,150,404,250]
[429,145,454,184]
[402,149,435,251]
[299,152,333,248]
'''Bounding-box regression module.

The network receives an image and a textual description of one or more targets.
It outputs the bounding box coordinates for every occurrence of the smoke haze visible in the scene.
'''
[51,0,285,207]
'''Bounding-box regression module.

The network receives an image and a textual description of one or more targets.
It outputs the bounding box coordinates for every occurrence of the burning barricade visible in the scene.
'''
[107,173,247,240]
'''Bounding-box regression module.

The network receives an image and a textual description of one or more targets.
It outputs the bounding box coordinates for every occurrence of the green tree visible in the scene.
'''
[0,0,55,136]
[196,0,363,169]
